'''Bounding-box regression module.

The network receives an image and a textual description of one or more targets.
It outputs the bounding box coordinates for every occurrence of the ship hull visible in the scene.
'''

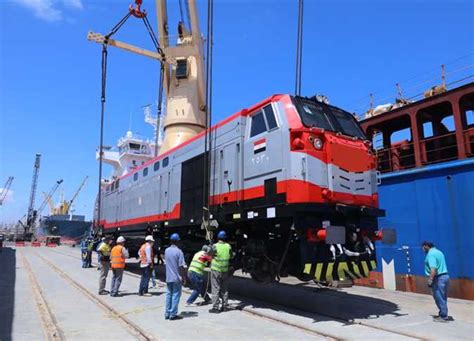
[39,214,91,240]
[355,159,474,300]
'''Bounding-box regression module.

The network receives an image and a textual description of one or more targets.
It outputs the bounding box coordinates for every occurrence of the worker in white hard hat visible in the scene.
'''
[138,235,155,296]
[110,236,129,297]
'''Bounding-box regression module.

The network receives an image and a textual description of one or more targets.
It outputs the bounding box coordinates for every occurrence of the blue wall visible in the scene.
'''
[376,159,474,279]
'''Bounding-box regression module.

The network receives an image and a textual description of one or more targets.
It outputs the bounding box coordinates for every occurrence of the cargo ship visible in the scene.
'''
[357,80,474,300]
[38,177,91,241]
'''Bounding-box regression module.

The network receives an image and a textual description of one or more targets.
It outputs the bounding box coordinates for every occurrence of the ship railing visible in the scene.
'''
[419,132,458,165]
[375,140,417,173]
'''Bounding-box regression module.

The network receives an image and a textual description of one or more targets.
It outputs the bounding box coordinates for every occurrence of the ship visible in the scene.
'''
[357,76,474,300]
[38,177,92,241]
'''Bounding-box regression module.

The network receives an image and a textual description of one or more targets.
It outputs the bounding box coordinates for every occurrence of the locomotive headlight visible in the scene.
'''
[313,137,323,150]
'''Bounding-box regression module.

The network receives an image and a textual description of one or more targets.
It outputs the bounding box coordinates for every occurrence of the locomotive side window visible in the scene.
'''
[133,173,138,181]
[154,161,160,171]
[163,157,169,167]
[143,167,149,177]
[250,112,267,137]
[263,105,278,130]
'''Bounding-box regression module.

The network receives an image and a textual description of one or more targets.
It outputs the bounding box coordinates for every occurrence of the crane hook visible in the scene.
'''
[129,0,147,18]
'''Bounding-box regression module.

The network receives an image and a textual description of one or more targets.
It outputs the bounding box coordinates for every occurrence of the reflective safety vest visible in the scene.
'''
[139,243,154,266]
[211,242,231,273]
[189,251,208,276]
[110,245,125,269]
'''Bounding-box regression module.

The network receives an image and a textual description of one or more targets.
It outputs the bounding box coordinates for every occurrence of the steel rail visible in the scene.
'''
[34,251,155,341]
[20,251,64,341]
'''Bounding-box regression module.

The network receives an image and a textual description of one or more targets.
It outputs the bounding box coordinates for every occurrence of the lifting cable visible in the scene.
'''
[96,8,165,233]
[295,0,304,96]
[202,0,214,243]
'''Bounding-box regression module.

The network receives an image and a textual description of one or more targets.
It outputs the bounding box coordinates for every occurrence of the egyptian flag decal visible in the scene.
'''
[253,138,266,154]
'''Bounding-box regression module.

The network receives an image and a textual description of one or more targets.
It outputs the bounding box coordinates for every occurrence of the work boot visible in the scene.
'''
[169,315,183,321]
[209,308,220,314]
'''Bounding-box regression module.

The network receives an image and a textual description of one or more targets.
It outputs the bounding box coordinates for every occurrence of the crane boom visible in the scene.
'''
[24,154,41,239]
[60,176,89,215]
[0,176,14,205]
[37,180,63,216]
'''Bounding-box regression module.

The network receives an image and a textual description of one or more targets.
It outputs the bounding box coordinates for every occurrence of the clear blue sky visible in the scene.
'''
[0,0,473,224]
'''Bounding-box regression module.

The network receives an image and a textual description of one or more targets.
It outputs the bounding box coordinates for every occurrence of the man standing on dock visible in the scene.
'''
[209,231,233,314]
[110,236,129,297]
[138,235,155,296]
[422,241,450,322]
[97,236,113,295]
[164,233,187,320]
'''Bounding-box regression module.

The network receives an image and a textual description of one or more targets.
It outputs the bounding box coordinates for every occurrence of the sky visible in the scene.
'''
[0,0,473,224]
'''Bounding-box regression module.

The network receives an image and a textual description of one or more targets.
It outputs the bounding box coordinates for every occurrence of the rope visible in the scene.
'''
[294,0,304,96]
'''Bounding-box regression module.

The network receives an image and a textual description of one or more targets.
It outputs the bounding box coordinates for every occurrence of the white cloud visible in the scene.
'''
[14,0,83,22]
[0,189,14,204]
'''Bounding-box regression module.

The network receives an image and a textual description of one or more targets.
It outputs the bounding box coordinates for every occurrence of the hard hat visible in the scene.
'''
[170,233,180,241]
[145,235,155,242]
[217,231,227,239]
[202,245,210,253]
[116,236,125,243]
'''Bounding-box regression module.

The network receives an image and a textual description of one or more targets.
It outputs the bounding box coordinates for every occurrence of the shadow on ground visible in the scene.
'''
[0,247,16,341]
[124,261,402,323]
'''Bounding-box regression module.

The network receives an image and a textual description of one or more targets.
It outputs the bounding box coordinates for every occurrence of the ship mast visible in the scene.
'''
[87,0,206,154]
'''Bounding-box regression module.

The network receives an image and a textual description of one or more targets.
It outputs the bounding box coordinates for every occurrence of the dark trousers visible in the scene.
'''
[139,266,151,294]
[186,271,210,304]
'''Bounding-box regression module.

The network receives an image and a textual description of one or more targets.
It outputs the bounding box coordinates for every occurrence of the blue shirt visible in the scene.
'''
[165,245,186,283]
[424,248,448,276]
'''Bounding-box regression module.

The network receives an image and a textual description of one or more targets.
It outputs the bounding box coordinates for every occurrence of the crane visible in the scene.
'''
[0,176,14,205]
[57,176,89,215]
[87,0,206,154]
[37,179,63,216]
[20,154,41,240]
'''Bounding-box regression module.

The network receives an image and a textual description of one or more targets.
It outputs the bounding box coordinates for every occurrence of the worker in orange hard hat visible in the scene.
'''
[110,236,129,297]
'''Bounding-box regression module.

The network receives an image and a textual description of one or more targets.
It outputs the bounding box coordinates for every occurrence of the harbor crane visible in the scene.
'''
[38,179,63,216]
[0,176,14,206]
[55,176,89,215]
[19,154,41,240]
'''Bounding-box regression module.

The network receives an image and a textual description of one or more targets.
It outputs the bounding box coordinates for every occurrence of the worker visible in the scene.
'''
[186,245,212,306]
[164,233,187,320]
[422,241,451,322]
[80,237,89,268]
[96,237,105,271]
[97,236,113,295]
[110,236,129,297]
[209,230,233,314]
[138,235,155,296]
[85,236,94,268]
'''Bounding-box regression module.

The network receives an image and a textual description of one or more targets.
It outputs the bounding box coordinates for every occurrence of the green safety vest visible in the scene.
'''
[189,251,207,276]
[211,242,231,273]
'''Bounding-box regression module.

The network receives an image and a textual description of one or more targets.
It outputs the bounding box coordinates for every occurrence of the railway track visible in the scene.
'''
[46,247,425,340]
[27,250,155,341]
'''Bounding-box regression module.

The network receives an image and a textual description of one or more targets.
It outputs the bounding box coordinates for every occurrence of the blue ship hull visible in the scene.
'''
[39,215,92,240]
[370,159,474,299]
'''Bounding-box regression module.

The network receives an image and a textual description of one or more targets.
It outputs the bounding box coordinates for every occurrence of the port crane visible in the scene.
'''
[0,176,14,206]
[54,176,89,215]
[38,180,63,216]
[18,154,41,240]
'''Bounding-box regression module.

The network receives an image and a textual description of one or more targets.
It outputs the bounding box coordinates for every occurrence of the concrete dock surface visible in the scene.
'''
[1,245,473,340]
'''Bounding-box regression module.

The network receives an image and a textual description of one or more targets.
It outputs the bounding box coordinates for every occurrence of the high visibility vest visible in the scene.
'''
[139,243,154,266]
[211,242,231,273]
[110,245,125,269]
[189,251,208,276]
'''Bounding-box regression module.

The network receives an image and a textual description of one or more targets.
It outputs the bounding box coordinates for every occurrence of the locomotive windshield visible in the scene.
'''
[293,97,367,139]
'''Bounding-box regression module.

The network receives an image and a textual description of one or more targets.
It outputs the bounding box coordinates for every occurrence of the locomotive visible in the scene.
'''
[91,0,389,283]
[94,94,386,283]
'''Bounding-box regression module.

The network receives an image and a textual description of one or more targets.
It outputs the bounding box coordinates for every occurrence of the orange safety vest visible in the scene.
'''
[139,243,154,266]
[110,245,126,269]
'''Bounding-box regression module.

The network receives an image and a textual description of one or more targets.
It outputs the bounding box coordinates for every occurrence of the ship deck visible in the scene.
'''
[1,245,473,340]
